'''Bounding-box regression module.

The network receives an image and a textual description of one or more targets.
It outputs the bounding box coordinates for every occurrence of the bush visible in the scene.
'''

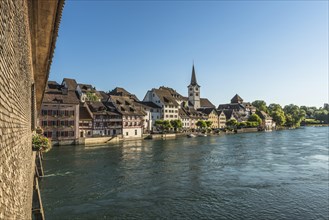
[32,133,52,152]
[237,122,247,128]
[246,121,259,127]
[304,119,321,124]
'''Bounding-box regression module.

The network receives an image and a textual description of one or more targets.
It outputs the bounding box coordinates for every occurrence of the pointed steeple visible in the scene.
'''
[190,64,198,86]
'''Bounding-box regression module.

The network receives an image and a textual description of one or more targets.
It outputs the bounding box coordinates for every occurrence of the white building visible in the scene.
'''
[135,101,162,133]
[143,87,180,120]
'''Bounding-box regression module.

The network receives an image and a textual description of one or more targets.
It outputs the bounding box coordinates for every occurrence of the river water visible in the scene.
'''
[40,127,329,219]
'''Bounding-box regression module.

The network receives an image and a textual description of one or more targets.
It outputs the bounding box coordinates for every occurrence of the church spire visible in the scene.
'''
[190,64,198,86]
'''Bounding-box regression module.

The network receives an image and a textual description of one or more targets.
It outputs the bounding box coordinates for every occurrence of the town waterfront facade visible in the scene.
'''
[40,65,276,145]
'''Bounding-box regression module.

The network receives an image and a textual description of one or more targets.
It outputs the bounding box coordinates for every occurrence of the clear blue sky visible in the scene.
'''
[50,1,328,108]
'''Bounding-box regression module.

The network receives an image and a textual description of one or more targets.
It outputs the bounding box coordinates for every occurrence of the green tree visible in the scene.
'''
[86,91,98,102]
[205,120,213,128]
[170,119,183,132]
[226,119,238,128]
[196,120,207,129]
[268,103,286,126]
[154,120,164,131]
[237,122,247,128]
[268,103,283,114]
[154,120,173,132]
[252,100,268,113]
[271,110,286,126]
[283,104,306,127]
[314,110,329,123]
[162,120,172,132]
[248,114,262,126]
[246,121,258,127]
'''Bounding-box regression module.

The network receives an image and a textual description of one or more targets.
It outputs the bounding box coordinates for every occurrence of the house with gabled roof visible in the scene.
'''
[108,95,146,139]
[86,101,122,136]
[40,79,80,144]
[257,110,275,131]
[217,110,227,128]
[198,108,219,129]
[143,87,180,121]
[218,94,256,122]
[109,87,140,102]
[79,103,93,138]
[179,108,190,131]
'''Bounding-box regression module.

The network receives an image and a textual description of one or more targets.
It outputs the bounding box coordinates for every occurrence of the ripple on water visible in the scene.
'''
[40,127,329,220]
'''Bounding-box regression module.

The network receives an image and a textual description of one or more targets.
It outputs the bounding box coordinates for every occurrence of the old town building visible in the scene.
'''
[218,111,227,128]
[143,87,180,120]
[136,101,162,133]
[40,80,80,145]
[108,95,145,139]
[218,94,256,122]
[79,103,93,138]
[198,108,219,129]
[257,110,275,131]
[87,101,122,136]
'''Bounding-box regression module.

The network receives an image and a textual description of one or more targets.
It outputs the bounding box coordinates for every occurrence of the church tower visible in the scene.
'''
[188,64,201,109]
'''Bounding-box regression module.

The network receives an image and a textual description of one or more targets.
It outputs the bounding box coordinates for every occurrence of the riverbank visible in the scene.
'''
[53,126,325,147]
[52,127,268,146]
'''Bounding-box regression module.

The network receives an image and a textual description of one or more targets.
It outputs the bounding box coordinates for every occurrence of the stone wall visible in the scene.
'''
[0,1,35,219]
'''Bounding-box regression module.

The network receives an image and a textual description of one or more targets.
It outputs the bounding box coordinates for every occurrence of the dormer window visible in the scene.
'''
[190,93,193,96]
[196,88,198,91]
[189,88,192,91]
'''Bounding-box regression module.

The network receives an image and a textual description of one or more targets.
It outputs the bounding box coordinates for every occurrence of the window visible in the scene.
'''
[196,88,198,91]
[42,121,47,126]
[196,93,199,96]
[135,130,137,135]
[190,93,193,96]
[190,88,192,91]
[41,110,47,116]
[126,132,129,136]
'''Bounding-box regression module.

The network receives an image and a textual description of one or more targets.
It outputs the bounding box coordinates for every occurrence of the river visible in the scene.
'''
[40,127,329,219]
